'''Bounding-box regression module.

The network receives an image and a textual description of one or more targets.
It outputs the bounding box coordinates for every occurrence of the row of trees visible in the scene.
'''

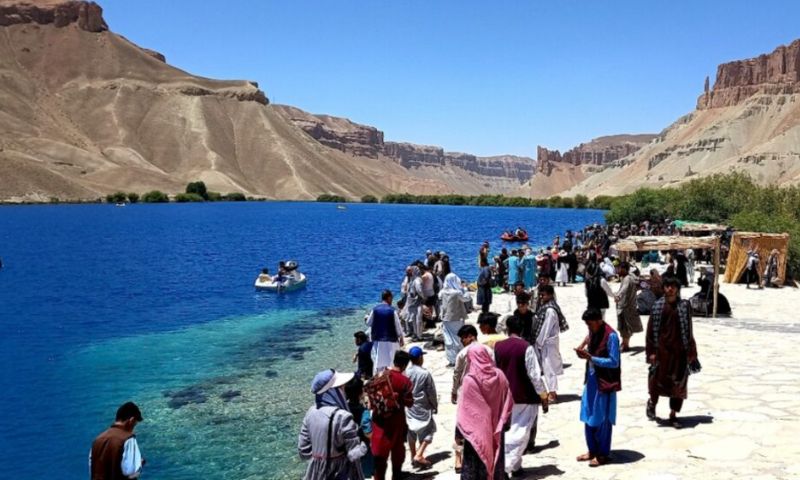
[317,192,611,209]
[105,182,248,204]
[605,172,800,274]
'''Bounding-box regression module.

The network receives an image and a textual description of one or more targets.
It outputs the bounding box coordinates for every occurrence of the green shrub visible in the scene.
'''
[605,188,681,224]
[174,193,205,203]
[560,197,575,208]
[127,192,139,203]
[141,190,169,203]
[589,195,615,210]
[574,194,589,209]
[361,195,378,203]
[206,191,222,202]
[186,181,209,200]
[317,194,348,203]
[225,192,247,201]
[106,192,127,203]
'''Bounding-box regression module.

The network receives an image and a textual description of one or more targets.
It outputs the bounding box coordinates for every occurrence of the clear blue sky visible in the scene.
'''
[102,0,800,157]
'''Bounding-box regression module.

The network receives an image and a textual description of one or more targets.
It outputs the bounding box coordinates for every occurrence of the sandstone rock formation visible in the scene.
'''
[697,39,800,110]
[564,38,800,198]
[274,105,537,191]
[525,135,656,198]
[0,0,535,201]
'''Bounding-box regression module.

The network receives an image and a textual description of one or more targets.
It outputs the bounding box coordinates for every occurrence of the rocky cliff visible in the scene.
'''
[698,39,800,110]
[536,135,656,174]
[523,135,655,197]
[563,38,800,198]
[0,0,106,31]
[0,0,531,201]
[273,105,536,184]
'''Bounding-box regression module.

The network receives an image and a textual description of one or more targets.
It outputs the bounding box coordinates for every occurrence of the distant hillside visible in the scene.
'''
[517,135,656,198]
[0,0,535,202]
[274,105,537,195]
[564,38,800,197]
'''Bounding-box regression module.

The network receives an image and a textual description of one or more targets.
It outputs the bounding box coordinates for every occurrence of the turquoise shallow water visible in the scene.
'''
[62,308,362,479]
[0,202,604,478]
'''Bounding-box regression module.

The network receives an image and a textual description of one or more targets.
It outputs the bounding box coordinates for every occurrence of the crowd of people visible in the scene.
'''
[85,220,790,480]
[292,224,706,480]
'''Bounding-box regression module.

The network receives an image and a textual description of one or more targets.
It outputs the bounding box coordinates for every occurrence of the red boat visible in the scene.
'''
[500,231,529,242]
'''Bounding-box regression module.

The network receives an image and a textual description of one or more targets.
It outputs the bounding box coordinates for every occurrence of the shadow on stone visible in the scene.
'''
[626,346,646,356]
[553,394,581,404]
[265,370,279,378]
[425,451,451,466]
[531,439,560,454]
[402,471,439,479]
[657,414,714,429]
[515,464,565,478]
[610,449,645,464]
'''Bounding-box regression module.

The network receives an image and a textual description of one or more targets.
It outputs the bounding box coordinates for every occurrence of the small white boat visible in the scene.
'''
[255,272,307,292]
[115,202,126,207]
[337,205,347,211]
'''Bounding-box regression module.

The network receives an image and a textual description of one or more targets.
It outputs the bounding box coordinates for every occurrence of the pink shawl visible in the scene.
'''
[456,345,514,480]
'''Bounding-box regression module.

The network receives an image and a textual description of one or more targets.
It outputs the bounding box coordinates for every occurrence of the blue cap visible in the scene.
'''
[409,346,426,358]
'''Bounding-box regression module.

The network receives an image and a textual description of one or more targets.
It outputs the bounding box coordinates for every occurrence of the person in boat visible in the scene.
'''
[276,262,287,284]
[258,268,271,283]
[514,227,525,238]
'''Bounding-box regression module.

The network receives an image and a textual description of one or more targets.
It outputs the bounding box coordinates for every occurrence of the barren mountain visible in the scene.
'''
[519,135,656,198]
[273,105,536,195]
[563,38,800,197]
[0,0,534,202]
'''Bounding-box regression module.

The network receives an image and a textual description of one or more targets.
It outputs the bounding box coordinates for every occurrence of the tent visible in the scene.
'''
[614,235,722,317]
[723,232,790,286]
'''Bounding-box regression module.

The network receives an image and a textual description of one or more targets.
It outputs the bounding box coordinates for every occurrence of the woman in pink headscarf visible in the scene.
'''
[456,345,514,479]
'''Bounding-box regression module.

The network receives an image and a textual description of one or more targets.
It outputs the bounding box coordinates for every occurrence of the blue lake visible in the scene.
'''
[0,202,604,479]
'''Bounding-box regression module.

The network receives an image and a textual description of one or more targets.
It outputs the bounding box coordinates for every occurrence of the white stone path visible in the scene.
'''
[398,277,800,479]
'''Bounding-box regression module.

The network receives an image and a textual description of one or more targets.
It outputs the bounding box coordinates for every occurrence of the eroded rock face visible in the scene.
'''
[274,105,383,158]
[536,134,656,176]
[0,1,108,32]
[274,105,536,182]
[698,38,800,109]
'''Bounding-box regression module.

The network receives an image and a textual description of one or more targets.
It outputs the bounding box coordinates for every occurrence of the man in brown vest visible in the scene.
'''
[495,315,549,477]
[90,401,144,479]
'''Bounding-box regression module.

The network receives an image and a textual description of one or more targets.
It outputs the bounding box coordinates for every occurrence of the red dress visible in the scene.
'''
[370,369,414,457]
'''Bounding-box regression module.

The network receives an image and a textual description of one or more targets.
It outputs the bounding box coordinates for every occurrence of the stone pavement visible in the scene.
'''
[399,277,800,479]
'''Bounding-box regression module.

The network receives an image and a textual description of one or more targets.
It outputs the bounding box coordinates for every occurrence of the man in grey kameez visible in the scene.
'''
[404,346,438,468]
[614,261,643,351]
[299,370,367,480]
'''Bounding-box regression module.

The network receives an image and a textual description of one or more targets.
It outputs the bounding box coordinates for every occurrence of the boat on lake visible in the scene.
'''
[500,231,529,242]
[254,261,307,292]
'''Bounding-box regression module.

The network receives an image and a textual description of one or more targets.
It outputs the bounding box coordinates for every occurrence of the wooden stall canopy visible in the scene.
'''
[614,235,720,252]
[673,221,729,233]
[723,232,790,286]
[613,235,722,317]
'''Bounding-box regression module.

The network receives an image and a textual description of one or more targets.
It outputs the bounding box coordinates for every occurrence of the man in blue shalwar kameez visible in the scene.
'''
[575,307,621,467]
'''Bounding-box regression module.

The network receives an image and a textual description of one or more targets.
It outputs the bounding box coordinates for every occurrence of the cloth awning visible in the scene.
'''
[614,235,720,252]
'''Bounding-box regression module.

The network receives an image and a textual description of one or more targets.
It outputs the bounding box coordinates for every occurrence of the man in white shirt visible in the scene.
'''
[90,401,144,479]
